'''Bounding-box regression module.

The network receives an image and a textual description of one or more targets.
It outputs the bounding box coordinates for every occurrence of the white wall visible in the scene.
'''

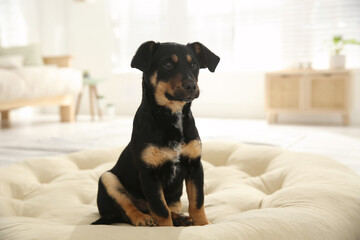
[39,0,68,56]
[66,0,112,78]
[98,71,267,119]
[190,72,267,119]
[36,0,112,76]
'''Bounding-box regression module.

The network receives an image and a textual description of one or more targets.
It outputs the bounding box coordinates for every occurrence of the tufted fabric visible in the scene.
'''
[0,141,360,240]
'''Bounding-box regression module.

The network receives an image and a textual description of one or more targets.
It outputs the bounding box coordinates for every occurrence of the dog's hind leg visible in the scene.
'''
[100,172,157,226]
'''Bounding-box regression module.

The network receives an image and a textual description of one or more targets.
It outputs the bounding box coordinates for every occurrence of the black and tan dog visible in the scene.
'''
[92,41,220,227]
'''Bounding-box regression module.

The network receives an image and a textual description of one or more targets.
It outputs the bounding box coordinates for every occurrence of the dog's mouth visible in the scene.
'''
[165,92,198,103]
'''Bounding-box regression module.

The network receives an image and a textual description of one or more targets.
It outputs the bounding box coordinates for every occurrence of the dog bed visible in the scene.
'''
[0,141,359,240]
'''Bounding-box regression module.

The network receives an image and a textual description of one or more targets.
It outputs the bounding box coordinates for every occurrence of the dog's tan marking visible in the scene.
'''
[148,188,173,226]
[186,180,209,226]
[153,73,187,114]
[171,54,178,63]
[101,172,157,226]
[150,71,158,87]
[182,139,202,159]
[141,145,178,167]
[169,201,182,213]
[186,55,192,63]
[169,73,183,89]
[154,81,186,114]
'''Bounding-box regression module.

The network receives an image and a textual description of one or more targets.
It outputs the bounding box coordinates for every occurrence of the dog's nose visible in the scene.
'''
[183,82,197,93]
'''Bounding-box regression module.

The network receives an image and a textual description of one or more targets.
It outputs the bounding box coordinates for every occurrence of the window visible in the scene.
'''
[0,0,29,47]
[109,0,360,72]
[109,0,167,72]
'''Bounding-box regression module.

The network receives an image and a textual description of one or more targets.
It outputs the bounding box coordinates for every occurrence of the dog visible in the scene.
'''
[92,41,220,227]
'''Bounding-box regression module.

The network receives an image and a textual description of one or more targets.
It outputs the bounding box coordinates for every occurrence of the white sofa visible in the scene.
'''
[0,45,82,126]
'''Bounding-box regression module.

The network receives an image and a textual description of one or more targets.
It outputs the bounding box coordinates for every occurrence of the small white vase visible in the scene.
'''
[329,54,346,69]
[107,104,115,116]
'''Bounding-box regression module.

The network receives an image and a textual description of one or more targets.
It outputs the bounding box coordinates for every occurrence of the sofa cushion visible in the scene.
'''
[0,44,43,66]
[0,141,359,240]
[0,55,24,69]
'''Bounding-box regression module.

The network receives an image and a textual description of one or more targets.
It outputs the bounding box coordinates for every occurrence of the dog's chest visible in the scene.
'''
[159,160,182,186]
[141,113,201,169]
[167,112,184,155]
[172,112,183,134]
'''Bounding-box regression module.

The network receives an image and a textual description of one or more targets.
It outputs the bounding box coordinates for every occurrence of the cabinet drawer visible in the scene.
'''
[310,74,347,109]
[267,75,300,109]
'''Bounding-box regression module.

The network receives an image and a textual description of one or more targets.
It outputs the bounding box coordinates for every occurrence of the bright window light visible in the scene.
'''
[109,0,360,73]
[0,0,28,47]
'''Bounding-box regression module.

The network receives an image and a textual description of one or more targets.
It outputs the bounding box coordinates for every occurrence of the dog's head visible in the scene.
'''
[131,41,220,112]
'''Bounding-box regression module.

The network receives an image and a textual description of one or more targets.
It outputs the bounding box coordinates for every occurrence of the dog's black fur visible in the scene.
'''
[92,41,220,227]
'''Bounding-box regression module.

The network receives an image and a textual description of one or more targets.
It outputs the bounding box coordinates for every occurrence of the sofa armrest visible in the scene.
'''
[43,55,73,67]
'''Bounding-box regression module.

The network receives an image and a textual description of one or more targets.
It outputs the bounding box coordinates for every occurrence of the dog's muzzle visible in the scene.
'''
[166,82,200,103]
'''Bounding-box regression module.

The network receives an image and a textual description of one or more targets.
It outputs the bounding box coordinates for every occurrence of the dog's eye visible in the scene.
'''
[163,61,173,70]
[190,62,198,70]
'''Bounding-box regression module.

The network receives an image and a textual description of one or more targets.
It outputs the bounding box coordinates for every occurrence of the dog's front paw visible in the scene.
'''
[171,212,194,227]
[134,214,158,227]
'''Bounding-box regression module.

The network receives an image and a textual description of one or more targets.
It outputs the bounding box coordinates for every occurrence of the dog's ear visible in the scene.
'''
[131,41,158,72]
[187,42,220,72]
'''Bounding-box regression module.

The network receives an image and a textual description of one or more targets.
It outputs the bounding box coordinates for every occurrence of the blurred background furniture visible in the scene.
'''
[265,69,350,125]
[43,55,73,68]
[75,77,106,121]
[0,44,82,127]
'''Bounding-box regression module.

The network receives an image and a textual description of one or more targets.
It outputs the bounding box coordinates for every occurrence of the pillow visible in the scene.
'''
[0,55,24,69]
[0,44,43,66]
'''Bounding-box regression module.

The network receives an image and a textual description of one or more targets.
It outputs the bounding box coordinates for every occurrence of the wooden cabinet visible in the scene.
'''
[265,70,350,125]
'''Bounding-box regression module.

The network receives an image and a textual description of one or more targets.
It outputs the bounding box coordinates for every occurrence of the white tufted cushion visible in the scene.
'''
[0,141,360,240]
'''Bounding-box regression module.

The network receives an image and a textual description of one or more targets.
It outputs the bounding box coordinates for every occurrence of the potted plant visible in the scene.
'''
[330,35,360,69]
[83,70,90,79]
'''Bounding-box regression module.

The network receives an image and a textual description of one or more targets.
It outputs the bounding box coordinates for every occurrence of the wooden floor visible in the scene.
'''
[0,114,359,175]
